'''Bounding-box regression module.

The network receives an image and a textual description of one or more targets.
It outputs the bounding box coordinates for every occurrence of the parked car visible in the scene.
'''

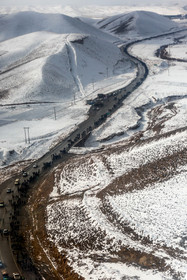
[13,272,21,279]
[6,188,11,193]
[33,163,38,168]
[14,179,20,185]
[0,259,3,267]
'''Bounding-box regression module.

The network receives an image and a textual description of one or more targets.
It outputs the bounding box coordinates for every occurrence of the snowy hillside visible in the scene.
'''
[0,11,116,42]
[0,10,135,166]
[97,10,179,39]
[0,33,130,104]
[45,129,187,280]
[0,11,133,105]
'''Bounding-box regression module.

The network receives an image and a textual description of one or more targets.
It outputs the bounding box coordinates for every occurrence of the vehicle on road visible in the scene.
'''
[2,270,9,280]
[33,163,38,168]
[13,272,21,279]
[22,171,28,177]
[0,259,3,267]
[6,188,11,193]
[3,229,9,236]
[14,179,20,185]
[0,201,5,207]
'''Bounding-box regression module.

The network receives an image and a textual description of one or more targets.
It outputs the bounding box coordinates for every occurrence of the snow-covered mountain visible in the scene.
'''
[97,10,179,38]
[0,10,179,105]
[0,11,132,104]
[0,11,116,42]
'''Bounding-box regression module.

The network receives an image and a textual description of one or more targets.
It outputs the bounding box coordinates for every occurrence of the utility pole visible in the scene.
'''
[168,45,171,57]
[54,107,57,120]
[23,127,30,144]
[106,67,108,78]
[24,127,27,144]
[27,127,30,144]
[92,78,94,90]
[168,61,170,76]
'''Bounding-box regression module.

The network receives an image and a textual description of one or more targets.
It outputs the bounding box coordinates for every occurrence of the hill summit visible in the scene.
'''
[97,10,178,38]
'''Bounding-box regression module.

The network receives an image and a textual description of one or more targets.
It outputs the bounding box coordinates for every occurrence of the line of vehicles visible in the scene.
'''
[0,163,39,204]
[0,168,31,280]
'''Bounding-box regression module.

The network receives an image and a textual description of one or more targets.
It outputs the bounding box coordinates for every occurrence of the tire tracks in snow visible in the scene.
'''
[65,35,85,98]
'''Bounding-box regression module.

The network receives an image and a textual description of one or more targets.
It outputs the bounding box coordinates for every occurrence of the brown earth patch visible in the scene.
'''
[20,167,84,280]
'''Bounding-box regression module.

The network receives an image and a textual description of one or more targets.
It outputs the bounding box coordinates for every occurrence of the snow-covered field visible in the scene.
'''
[50,130,187,197]
[87,30,187,146]
[108,169,187,250]
[168,41,187,60]
[47,128,187,279]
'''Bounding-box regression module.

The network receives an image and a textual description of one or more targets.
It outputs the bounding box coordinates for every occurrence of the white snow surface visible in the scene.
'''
[0,103,88,165]
[108,168,187,250]
[168,42,187,60]
[69,254,170,280]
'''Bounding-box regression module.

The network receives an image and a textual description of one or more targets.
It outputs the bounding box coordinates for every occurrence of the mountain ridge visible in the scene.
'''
[97,10,179,38]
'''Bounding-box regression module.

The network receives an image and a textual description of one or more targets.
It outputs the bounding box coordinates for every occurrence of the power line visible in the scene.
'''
[27,127,30,144]
[106,67,108,78]
[54,107,57,120]
[24,127,27,144]
[92,78,94,90]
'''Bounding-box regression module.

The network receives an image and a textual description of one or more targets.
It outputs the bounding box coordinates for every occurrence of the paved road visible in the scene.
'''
[0,27,186,279]
[0,175,37,279]
[0,185,24,279]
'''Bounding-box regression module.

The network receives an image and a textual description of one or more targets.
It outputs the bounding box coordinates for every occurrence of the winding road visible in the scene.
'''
[0,27,187,279]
